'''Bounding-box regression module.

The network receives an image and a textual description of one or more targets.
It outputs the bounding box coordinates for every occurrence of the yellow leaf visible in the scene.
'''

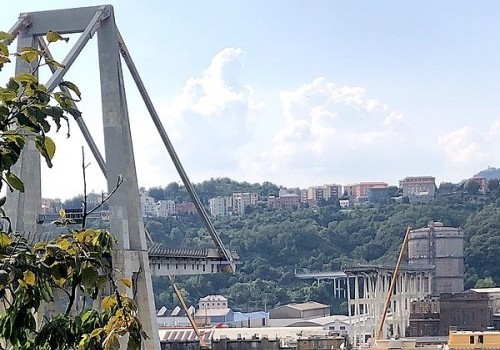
[33,241,46,251]
[58,238,70,250]
[23,270,36,286]
[101,295,117,312]
[46,30,69,43]
[103,332,120,350]
[53,276,66,287]
[59,208,66,218]
[0,232,11,248]
[118,278,132,289]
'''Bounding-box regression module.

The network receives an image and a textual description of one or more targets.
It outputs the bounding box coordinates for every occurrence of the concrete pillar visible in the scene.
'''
[97,9,159,350]
[4,30,41,237]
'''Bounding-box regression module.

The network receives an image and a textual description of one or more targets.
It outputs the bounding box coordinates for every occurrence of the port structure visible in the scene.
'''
[6,6,237,349]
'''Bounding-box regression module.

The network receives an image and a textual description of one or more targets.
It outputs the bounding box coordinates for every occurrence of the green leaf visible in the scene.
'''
[6,172,24,192]
[0,42,8,56]
[19,47,39,63]
[0,32,12,41]
[6,78,19,91]
[43,136,56,160]
[59,81,81,100]
[35,136,56,168]
[14,72,37,83]
[44,57,65,68]
[0,54,10,65]
[0,87,16,101]
[46,30,69,43]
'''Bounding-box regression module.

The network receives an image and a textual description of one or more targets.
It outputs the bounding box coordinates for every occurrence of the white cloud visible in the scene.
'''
[488,120,500,140]
[437,121,500,178]
[149,48,263,177]
[438,127,482,164]
[241,77,416,186]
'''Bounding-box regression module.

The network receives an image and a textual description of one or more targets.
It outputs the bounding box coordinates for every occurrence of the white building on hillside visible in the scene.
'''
[156,200,176,217]
[208,196,232,217]
[140,193,156,217]
[232,192,258,215]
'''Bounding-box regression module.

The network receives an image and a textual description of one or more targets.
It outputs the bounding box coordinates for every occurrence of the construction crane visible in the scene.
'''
[376,226,412,341]
[168,276,207,348]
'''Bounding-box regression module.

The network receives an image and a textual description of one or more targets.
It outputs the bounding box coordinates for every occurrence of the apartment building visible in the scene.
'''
[399,176,436,199]
[156,200,176,217]
[208,196,232,217]
[355,182,388,201]
[176,202,197,215]
[232,192,258,215]
[140,193,157,217]
[343,185,356,198]
[306,184,342,201]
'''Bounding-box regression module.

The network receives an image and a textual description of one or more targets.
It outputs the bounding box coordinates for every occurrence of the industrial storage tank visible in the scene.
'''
[408,221,464,294]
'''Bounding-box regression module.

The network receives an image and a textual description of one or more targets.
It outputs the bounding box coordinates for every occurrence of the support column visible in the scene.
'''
[4,30,41,237]
[97,9,159,350]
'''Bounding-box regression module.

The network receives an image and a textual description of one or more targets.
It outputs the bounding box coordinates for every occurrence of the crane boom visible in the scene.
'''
[376,226,411,340]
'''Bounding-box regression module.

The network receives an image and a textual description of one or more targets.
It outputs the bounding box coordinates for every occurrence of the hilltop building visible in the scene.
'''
[399,176,436,201]
[208,196,232,217]
[176,202,196,215]
[306,184,342,201]
[232,192,258,215]
[140,192,157,217]
[350,182,388,202]
[268,188,301,210]
[156,200,176,217]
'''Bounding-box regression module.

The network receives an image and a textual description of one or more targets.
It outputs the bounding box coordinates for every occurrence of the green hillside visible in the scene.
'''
[145,178,500,314]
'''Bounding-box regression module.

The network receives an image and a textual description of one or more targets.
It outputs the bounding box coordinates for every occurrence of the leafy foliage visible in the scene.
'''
[0,31,75,217]
[0,31,146,349]
[0,229,145,350]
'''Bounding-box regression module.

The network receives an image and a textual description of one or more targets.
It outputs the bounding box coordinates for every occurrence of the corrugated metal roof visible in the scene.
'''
[148,243,208,258]
[286,301,330,311]
[195,308,232,317]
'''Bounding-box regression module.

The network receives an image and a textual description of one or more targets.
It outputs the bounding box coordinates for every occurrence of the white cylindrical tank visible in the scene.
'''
[408,221,464,294]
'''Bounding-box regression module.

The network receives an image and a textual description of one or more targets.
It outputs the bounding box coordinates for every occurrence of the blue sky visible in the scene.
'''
[1,1,500,198]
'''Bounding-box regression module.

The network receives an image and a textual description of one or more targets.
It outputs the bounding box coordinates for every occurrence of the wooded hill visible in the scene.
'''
[143,178,500,314]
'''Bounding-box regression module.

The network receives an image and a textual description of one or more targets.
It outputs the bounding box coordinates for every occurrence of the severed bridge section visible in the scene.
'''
[296,265,433,346]
[148,244,239,276]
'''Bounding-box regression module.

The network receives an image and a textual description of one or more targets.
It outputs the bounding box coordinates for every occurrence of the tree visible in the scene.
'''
[487,179,499,192]
[474,277,496,288]
[464,180,480,195]
[0,31,145,349]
